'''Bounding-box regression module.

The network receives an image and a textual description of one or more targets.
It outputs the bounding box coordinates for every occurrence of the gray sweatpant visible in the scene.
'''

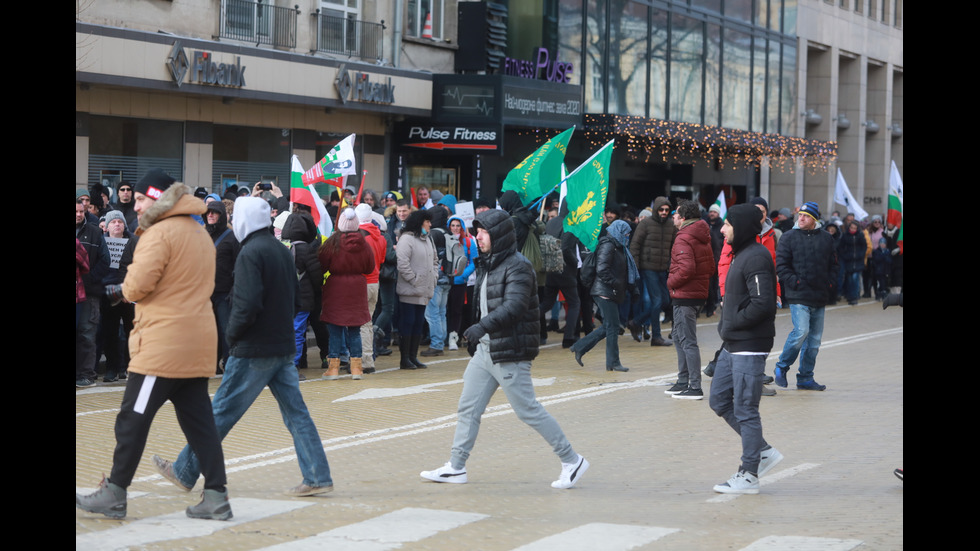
[450,342,577,469]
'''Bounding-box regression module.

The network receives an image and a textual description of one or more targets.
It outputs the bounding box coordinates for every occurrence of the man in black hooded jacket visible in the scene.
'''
[709,203,782,495]
[419,208,589,490]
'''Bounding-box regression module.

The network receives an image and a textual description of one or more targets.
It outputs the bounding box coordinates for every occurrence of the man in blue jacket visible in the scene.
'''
[710,203,783,494]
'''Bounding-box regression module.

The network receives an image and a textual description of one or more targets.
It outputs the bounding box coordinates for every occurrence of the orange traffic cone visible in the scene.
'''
[422,11,433,39]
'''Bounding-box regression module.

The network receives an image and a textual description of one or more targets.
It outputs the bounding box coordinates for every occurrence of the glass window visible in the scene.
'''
[212,126,291,194]
[766,38,782,133]
[781,42,798,136]
[704,21,721,126]
[87,116,184,187]
[721,27,752,130]
[406,0,444,39]
[669,13,704,123]
[648,7,669,120]
[725,0,754,24]
[585,0,607,113]
[751,35,767,132]
[558,0,583,87]
[609,2,649,115]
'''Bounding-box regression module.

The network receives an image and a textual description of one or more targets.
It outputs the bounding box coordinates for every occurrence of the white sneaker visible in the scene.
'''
[713,470,759,494]
[758,447,784,477]
[420,462,467,484]
[448,332,459,351]
[551,454,590,489]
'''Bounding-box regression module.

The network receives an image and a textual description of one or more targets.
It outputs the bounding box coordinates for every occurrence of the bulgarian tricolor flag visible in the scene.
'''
[888,160,903,253]
[290,155,332,238]
[301,134,357,187]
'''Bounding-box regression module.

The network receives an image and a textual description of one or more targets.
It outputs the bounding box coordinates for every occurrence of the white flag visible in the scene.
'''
[712,190,727,219]
[834,169,869,221]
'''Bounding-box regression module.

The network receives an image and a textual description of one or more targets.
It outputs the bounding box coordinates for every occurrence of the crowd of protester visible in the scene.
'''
[76,178,904,388]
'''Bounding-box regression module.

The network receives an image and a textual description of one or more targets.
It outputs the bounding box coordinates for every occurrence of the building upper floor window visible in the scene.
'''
[406,0,444,40]
[220,0,297,49]
[321,0,359,20]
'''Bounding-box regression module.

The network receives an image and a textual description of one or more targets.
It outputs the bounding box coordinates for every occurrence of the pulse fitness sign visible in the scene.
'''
[166,41,246,89]
[503,48,573,84]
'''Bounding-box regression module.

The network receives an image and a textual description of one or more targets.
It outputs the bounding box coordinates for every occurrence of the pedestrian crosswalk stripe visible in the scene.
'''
[510,523,679,551]
[739,535,864,550]
[257,507,488,550]
[76,497,312,551]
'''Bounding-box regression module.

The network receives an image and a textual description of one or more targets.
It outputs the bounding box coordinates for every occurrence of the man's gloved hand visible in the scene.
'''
[104,284,125,306]
[463,324,486,357]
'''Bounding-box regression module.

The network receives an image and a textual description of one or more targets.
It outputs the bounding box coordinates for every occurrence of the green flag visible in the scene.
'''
[501,127,574,205]
[563,140,614,252]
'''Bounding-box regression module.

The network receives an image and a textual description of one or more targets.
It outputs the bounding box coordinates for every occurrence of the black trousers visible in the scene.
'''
[110,373,226,491]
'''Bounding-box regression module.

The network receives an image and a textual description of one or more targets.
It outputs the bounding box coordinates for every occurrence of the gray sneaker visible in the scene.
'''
[758,447,784,477]
[153,454,192,491]
[186,489,233,520]
[76,476,127,519]
[713,470,759,494]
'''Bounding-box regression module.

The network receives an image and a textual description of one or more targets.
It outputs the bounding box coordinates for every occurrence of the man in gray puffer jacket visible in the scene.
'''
[420,209,589,490]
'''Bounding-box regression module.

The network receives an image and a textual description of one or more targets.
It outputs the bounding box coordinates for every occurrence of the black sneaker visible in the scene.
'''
[672,388,704,400]
[664,382,687,395]
[76,378,96,389]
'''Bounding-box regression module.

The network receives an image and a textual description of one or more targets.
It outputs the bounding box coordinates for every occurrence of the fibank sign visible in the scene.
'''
[503,48,573,84]
[166,41,246,88]
[335,64,395,105]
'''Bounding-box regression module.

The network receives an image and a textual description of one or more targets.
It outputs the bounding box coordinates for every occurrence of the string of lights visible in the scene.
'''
[518,114,837,173]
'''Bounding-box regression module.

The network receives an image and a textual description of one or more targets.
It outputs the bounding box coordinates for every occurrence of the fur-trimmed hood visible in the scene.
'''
[137,184,206,234]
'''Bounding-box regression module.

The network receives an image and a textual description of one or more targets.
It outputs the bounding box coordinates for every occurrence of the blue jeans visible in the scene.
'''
[327,324,361,358]
[571,296,623,368]
[425,284,450,350]
[843,271,861,302]
[709,350,769,475]
[635,270,668,339]
[172,354,332,489]
[776,304,826,383]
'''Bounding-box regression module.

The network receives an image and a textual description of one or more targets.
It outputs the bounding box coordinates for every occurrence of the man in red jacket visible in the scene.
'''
[665,200,715,400]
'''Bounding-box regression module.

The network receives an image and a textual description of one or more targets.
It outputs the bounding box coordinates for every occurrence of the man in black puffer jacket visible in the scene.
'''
[420,209,589,490]
[709,203,783,495]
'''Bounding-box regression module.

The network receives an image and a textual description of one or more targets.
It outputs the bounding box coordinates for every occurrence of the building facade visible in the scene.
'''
[76,0,902,218]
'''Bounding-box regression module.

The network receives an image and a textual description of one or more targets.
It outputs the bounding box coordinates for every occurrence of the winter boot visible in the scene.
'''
[76,476,127,519]
[350,358,364,380]
[409,335,428,369]
[399,337,416,369]
[186,488,233,521]
[322,358,340,380]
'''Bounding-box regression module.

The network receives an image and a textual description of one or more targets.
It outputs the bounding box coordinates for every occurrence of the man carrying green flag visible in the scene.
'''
[562,140,614,252]
[502,127,574,206]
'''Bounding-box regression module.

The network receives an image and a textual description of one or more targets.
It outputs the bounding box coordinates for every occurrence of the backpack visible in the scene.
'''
[579,247,598,288]
[433,228,467,279]
[443,231,467,278]
[539,233,564,273]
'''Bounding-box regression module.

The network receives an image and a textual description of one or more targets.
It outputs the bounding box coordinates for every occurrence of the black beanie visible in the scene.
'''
[134,168,176,200]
